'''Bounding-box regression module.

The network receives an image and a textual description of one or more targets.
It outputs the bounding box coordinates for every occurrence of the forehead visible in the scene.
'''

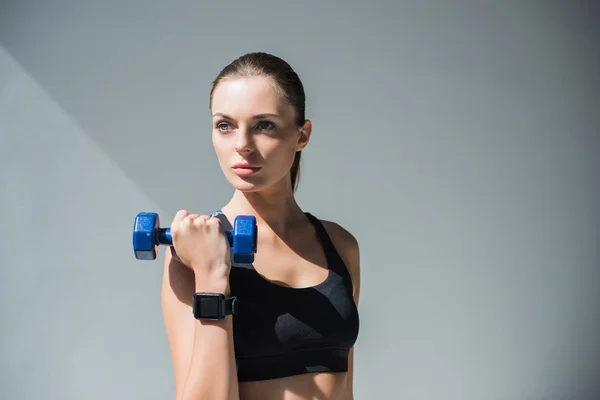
[211,76,291,118]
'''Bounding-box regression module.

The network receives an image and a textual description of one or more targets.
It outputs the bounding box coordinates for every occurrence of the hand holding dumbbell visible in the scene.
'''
[132,211,257,264]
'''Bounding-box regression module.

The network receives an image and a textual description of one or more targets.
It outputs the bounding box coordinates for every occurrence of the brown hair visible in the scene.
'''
[209,52,306,192]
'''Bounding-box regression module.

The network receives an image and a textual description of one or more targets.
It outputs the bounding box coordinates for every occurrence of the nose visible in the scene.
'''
[234,128,253,155]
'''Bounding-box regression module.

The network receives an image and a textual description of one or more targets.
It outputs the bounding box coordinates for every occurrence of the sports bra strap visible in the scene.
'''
[304,212,352,283]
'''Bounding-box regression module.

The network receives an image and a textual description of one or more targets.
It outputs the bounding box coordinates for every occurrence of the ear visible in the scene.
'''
[295,120,312,151]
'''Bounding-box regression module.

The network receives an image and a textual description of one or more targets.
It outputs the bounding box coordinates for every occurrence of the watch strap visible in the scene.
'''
[223,296,238,316]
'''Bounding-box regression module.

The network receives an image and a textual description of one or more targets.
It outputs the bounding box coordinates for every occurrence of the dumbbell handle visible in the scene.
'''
[156,228,172,245]
[155,227,234,246]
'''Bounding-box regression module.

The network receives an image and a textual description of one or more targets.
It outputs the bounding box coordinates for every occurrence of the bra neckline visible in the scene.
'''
[215,210,333,291]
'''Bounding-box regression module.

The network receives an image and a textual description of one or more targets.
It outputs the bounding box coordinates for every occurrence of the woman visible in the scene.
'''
[162,52,361,400]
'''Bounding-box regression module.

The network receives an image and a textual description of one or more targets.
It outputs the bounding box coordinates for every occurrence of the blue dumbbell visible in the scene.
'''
[132,212,257,264]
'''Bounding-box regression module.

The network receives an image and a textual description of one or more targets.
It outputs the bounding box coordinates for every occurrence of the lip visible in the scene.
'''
[232,163,261,177]
[232,162,260,169]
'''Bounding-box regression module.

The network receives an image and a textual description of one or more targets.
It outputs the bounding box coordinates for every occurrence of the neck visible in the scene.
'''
[221,178,305,236]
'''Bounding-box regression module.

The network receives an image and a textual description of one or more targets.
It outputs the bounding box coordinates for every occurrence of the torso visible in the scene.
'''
[239,372,348,400]
[215,209,359,400]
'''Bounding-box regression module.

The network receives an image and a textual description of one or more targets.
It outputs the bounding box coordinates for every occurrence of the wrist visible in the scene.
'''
[194,273,231,296]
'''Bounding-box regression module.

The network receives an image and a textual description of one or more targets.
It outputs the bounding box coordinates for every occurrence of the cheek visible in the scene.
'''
[212,133,229,161]
[262,137,297,169]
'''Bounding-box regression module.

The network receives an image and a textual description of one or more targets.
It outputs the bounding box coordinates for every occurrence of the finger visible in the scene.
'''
[171,210,189,234]
[192,215,211,227]
[173,209,189,224]
[182,215,195,227]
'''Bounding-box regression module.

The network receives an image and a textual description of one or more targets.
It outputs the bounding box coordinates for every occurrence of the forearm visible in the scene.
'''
[181,276,239,400]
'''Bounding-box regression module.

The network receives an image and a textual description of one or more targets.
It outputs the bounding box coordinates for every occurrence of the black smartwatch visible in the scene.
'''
[192,293,238,320]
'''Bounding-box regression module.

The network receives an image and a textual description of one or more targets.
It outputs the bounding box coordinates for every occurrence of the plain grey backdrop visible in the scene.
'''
[1,1,598,399]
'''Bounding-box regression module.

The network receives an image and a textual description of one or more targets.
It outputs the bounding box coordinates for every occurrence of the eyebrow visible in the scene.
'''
[212,113,281,119]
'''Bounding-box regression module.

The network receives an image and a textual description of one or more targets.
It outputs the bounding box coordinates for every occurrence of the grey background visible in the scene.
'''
[1,1,599,399]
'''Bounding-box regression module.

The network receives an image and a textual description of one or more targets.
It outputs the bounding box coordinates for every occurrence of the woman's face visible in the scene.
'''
[211,75,311,193]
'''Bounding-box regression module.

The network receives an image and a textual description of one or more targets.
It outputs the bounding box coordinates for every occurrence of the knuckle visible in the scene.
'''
[176,209,188,218]
[195,215,208,225]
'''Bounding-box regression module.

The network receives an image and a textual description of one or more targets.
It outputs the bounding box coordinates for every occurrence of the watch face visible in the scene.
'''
[194,294,222,320]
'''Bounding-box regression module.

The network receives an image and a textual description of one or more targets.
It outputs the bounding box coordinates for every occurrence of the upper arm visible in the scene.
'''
[161,246,196,400]
[322,220,360,399]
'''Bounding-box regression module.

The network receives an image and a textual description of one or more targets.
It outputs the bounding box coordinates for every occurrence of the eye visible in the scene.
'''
[216,122,232,132]
[255,120,276,131]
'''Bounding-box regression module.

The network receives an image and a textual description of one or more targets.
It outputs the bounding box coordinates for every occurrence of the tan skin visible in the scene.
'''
[162,75,360,400]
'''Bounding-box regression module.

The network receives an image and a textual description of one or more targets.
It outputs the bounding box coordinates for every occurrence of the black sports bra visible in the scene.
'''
[221,211,360,382]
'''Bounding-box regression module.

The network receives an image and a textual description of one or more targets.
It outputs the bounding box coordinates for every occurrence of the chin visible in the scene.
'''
[230,176,290,194]
[227,176,265,192]
[233,184,263,193]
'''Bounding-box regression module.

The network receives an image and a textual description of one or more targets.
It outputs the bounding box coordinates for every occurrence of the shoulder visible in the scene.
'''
[320,219,359,256]
[319,219,361,303]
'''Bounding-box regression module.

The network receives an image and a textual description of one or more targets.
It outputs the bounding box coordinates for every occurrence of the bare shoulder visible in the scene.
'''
[319,219,361,303]
[320,220,359,257]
